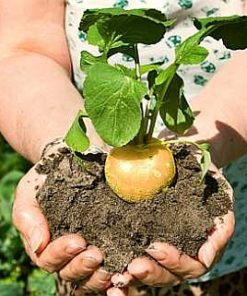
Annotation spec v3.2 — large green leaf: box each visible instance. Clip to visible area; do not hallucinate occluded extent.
[194,15,247,50]
[79,8,125,32]
[101,15,166,45]
[80,8,170,55]
[84,64,146,146]
[64,110,90,153]
[159,74,194,134]
[80,8,171,32]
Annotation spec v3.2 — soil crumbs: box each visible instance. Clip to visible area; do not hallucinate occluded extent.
[36,145,232,273]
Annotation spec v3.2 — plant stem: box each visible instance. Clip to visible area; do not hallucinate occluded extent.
[147,75,172,140]
[134,44,141,81]
[146,63,179,140]
[139,104,150,143]
[134,43,147,144]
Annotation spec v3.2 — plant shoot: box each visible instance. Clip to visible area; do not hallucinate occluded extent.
[65,8,247,202]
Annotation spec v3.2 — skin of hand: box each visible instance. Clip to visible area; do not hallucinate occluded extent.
[12,142,112,293]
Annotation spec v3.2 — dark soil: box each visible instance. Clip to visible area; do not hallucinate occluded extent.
[36,145,232,273]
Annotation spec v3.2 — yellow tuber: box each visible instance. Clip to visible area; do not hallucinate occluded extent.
[105,139,175,202]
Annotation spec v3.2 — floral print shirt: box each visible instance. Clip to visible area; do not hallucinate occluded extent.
[65,0,247,281]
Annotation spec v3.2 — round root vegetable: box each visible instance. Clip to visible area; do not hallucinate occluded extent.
[105,139,175,202]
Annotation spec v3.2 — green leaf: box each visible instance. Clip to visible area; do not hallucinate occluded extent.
[199,144,211,181]
[80,51,106,72]
[115,64,136,78]
[79,8,125,32]
[114,64,161,80]
[80,8,169,55]
[64,110,90,153]
[159,74,194,134]
[180,45,208,64]
[139,64,161,75]
[194,15,247,50]
[84,64,146,147]
[199,143,211,151]
[155,63,178,86]
[80,8,170,31]
[175,29,208,64]
[176,40,209,64]
[103,15,166,45]
[107,45,135,59]
[176,15,247,65]
[86,24,107,50]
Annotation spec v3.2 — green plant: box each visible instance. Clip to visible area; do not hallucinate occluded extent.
[65,8,247,201]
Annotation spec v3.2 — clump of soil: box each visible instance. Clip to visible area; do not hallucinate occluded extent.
[36,145,232,273]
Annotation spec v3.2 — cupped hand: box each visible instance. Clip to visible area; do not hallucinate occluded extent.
[110,166,234,295]
[12,157,111,294]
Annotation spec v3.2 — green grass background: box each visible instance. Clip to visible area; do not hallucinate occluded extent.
[0,135,56,295]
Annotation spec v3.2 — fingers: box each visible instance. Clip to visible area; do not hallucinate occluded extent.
[128,257,180,287]
[146,243,206,279]
[22,234,85,273]
[75,269,112,294]
[107,287,128,296]
[13,166,50,253]
[111,272,134,287]
[36,235,87,272]
[59,246,104,281]
[198,211,235,268]
[14,161,111,296]
[146,211,234,279]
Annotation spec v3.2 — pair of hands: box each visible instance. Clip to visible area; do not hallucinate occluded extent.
[12,145,234,296]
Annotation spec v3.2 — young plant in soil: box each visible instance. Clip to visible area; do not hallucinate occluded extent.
[36,9,247,275]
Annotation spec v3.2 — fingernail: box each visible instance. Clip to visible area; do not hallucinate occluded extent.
[66,243,86,255]
[128,264,149,279]
[146,248,165,259]
[112,274,125,287]
[97,269,111,281]
[201,243,215,268]
[83,256,102,267]
[146,246,168,262]
[30,226,43,253]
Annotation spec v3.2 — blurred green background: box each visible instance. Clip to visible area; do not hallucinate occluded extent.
[0,135,56,296]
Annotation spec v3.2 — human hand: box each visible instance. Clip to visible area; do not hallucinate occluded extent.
[109,166,234,296]
[12,144,112,293]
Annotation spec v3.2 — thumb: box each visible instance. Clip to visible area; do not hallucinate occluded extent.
[12,165,50,254]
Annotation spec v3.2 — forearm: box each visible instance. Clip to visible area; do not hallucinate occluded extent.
[187,51,247,167]
[0,52,102,163]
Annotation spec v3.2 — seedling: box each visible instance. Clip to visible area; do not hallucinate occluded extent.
[65,8,247,202]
